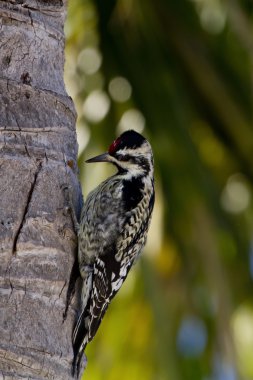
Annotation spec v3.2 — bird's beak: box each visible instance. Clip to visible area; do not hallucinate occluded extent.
[85,152,112,163]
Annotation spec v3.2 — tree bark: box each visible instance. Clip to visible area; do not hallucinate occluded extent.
[0,1,81,378]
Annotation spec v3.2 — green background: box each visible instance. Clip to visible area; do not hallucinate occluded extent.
[65,1,253,379]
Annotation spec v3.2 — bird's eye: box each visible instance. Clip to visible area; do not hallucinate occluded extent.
[116,154,130,161]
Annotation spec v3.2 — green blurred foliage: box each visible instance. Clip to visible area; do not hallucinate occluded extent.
[65,0,253,379]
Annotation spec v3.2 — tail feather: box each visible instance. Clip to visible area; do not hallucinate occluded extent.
[72,348,87,379]
[72,310,89,378]
[71,299,109,378]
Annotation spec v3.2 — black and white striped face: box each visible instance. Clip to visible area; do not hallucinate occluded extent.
[86,130,154,178]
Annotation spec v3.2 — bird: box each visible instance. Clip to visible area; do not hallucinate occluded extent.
[72,129,155,378]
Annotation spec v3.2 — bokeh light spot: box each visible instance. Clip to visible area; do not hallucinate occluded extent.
[177,316,207,357]
[191,0,226,34]
[108,77,132,103]
[117,109,145,134]
[232,305,253,377]
[83,90,110,123]
[77,47,102,75]
[221,173,251,214]
[200,3,226,34]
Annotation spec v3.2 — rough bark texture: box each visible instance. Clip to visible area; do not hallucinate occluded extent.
[0,1,81,378]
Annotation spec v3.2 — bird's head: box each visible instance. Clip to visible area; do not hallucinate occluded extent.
[86,130,154,178]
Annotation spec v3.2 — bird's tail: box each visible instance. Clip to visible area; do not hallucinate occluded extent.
[71,299,109,378]
[72,309,89,378]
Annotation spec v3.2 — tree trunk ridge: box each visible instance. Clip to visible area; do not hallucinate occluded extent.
[0,1,80,378]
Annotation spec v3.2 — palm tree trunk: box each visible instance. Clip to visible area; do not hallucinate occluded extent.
[0,1,81,378]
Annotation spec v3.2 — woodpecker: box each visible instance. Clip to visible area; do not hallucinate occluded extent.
[72,130,155,377]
